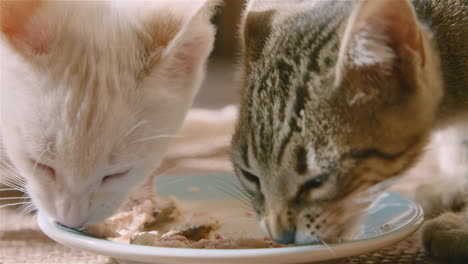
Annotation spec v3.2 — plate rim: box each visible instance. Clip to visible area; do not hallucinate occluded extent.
[37,190,424,263]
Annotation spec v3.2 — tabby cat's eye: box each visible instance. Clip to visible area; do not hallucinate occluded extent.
[240,169,260,187]
[297,174,329,201]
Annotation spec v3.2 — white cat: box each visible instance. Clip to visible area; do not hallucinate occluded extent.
[0,0,218,228]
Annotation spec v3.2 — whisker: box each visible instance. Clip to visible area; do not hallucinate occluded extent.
[155,165,181,178]
[215,177,252,198]
[120,120,148,144]
[213,184,253,209]
[221,189,253,207]
[153,166,200,189]
[45,142,57,158]
[320,239,337,257]
[0,187,26,193]
[0,202,33,209]
[213,178,253,200]
[0,165,24,179]
[156,176,188,188]
[1,175,26,185]
[19,203,37,215]
[0,176,26,187]
[0,197,30,200]
[0,181,26,192]
[2,187,26,193]
[213,182,251,201]
[225,182,252,199]
[0,162,27,192]
[131,134,183,144]
[0,188,20,192]
[218,190,252,208]
[151,166,185,189]
[220,197,252,211]
[32,148,49,175]
[21,207,37,215]
[0,161,19,173]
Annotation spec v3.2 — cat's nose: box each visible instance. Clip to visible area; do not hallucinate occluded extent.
[270,229,296,244]
[263,217,296,244]
[55,196,90,228]
[57,216,88,229]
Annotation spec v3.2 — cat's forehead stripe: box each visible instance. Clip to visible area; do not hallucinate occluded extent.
[295,146,308,174]
[240,1,350,169]
[274,26,342,165]
[241,143,250,168]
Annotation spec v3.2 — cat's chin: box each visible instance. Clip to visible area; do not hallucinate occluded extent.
[294,230,321,245]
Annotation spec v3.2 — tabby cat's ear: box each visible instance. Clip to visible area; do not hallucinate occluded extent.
[240,0,276,62]
[335,0,426,103]
[0,0,51,56]
[147,0,220,76]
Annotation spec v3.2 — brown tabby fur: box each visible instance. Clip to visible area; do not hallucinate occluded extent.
[232,0,467,260]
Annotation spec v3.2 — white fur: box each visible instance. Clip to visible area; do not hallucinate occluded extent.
[0,0,217,227]
[347,26,395,68]
[435,123,468,180]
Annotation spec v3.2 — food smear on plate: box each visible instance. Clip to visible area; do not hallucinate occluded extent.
[85,195,288,249]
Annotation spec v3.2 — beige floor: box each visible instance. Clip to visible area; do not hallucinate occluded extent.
[193,58,241,109]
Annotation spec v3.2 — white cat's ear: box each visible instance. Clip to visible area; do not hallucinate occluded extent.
[335,0,426,87]
[0,0,52,56]
[146,0,220,76]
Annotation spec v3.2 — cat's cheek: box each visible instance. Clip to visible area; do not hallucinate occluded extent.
[26,183,56,218]
[294,229,319,245]
[87,192,127,224]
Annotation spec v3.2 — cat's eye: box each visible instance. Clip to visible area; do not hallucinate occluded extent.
[297,174,329,201]
[31,160,56,181]
[239,169,260,188]
[101,170,130,185]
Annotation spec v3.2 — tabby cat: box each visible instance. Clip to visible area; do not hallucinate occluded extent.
[232,0,467,260]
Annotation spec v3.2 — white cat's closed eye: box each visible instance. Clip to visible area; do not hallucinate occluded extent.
[31,160,56,181]
[101,170,131,185]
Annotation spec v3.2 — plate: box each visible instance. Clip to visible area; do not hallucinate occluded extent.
[38,173,423,264]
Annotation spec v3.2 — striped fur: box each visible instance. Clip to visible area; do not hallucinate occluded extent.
[233,0,467,259]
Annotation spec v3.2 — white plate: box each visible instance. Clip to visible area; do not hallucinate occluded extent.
[38,173,423,264]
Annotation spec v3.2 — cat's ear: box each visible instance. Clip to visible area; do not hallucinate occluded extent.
[0,0,52,56]
[335,0,427,104]
[147,0,220,76]
[240,0,276,62]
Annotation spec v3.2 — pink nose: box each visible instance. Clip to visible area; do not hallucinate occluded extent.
[55,197,89,228]
[57,215,88,229]
[58,220,87,229]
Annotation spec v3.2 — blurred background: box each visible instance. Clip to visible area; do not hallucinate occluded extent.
[192,0,246,109]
